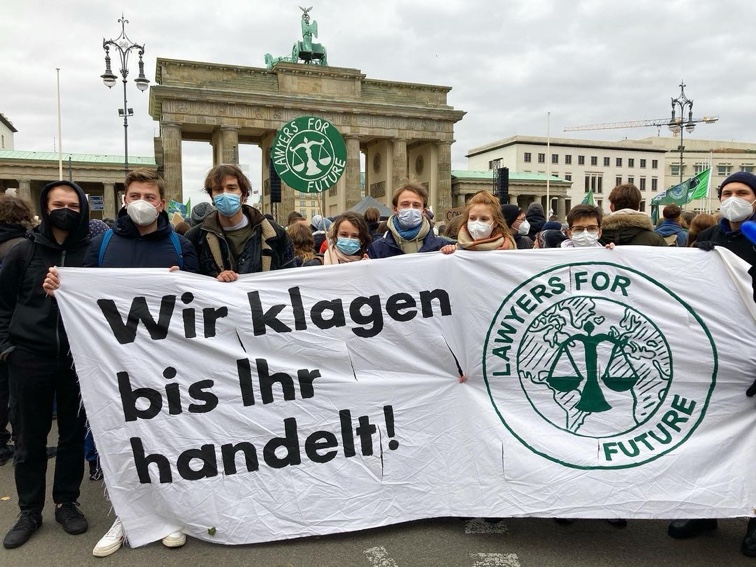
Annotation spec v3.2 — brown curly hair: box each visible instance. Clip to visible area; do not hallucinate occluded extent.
[0,194,36,229]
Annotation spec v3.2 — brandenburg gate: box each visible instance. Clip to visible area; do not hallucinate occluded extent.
[149,57,465,218]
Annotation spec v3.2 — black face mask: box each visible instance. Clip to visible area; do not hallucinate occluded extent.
[48,208,80,232]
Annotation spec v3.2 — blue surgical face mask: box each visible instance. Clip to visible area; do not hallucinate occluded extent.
[336,236,361,256]
[213,193,242,217]
[396,208,423,229]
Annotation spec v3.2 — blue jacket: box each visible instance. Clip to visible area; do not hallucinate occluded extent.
[367,229,449,258]
[654,220,687,247]
[84,210,199,272]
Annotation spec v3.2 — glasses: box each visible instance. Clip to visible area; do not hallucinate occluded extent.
[571,226,599,235]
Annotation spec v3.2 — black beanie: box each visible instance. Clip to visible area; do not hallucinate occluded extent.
[718,171,756,198]
[501,204,521,227]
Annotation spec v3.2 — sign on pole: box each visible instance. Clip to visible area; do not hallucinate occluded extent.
[270,116,347,193]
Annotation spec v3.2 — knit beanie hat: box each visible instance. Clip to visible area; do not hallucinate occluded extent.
[542,221,563,231]
[190,202,215,226]
[501,204,521,228]
[718,171,756,198]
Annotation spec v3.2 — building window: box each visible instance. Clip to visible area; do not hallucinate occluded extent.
[651,178,658,191]
[578,155,585,165]
[640,201,646,213]
[628,176,634,185]
[640,178,646,191]
[565,155,572,165]
[552,154,558,164]
[742,165,754,173]
[671,165,681,177]
[489,158,502,170]
[538,153,546,163]
[652,159,658,169]
[524,152,532,163]
[590,156,598,166]
[565,173,572,181]
[615,176,622,186]
[585,173,603,192]
[616,157,623,167]
[597,199,603,210]
[717,164,732,176]
[300,200,306,207]
[694,163,705,174]
[628,158,635,168]
[603,157,610,167]
[640,159,647,168]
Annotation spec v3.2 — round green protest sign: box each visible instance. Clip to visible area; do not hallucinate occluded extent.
[271,116,347,193]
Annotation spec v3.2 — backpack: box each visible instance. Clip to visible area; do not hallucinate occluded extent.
[98,229,184,269]
[663,234,678,247]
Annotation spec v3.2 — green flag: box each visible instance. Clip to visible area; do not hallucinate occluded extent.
[581,190,595,206]
[651,169,711,206]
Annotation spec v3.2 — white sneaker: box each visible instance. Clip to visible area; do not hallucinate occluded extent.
[93,518,124,557]
[161,530,186,548]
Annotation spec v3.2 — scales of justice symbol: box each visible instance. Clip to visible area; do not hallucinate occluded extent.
[289,136,332,176]
[543,321,642,414]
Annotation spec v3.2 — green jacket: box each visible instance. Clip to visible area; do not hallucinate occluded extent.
[600,209,667,247]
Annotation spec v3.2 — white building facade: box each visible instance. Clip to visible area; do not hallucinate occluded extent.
[0,114,16,151]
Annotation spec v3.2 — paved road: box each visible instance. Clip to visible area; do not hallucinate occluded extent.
[0,440,753,566]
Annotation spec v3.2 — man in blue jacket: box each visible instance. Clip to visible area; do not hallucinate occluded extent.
[44,169,197,556]
[654,204,687,246]
[368,183,448,258]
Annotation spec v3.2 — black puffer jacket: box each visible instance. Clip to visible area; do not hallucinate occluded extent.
[0,181,90,357]
[186,205,294,276]
[696,216,756,267]
[83,208,199,271]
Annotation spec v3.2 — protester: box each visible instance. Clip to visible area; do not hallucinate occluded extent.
[560,204,614,249]
[681,210,696,234]
[188,201,214,227]
[440,191,515,253]
[43,169,198,556]
[87,219,109,239]
[525,202,546,240]
[600,184,667,246]
[363,206,382,237]
[442,213,466,240]
[654,204,687,246]
[289,222,323,266]
[0,181,90,549]
[287,210,306,227]
[174,220,191,235]
[501,204,533,249]
[186,164,294,281]
[324,211,371,264]
[686,213,716,247]
[534,229,567,248]
[0,195,37,468]
[667,171,756,556]
[368,183,449,258]
[310,214,332,255]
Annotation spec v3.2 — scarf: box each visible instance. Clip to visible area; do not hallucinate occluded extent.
[324,245,363,265]
[388,215,431,254]
[456,226,508,251]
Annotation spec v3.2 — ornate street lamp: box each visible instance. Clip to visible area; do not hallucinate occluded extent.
[101,15,149,177]
[668,81,717,185]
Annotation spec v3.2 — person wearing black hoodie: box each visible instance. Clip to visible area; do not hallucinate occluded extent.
[0,181,90,549]
[525,202,546,241]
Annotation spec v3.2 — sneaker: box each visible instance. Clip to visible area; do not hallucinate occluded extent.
[0,444,14,467]
[3,511,42,549]
[161,531,186,548]
[93,518,124,557]
[55,502,88,535]
[89,459,103,481]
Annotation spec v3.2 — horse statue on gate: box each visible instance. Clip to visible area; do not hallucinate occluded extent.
[293,6,328,65]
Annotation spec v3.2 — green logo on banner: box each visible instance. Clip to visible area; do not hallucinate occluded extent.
[482,262,716,470]
[271,116,347,193]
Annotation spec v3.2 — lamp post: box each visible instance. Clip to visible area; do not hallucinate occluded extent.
[100,15,149,178]
[668,81,717,185]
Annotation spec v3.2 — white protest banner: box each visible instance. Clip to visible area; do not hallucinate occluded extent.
[55,247,756,546]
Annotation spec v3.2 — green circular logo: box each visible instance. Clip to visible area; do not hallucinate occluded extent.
[271,116,347,193]
[482,262,717,470]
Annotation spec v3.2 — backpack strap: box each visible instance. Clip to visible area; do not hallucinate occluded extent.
[169,231,184,270]
[98,229,115,266]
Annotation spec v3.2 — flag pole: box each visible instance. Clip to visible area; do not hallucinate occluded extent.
[546,111,551,217]
[56,68,63,181]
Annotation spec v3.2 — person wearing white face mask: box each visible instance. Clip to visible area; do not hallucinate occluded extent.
[501,205,534,249]
[560,205,615,249]
[440,191,515,254]
[667,171,756,557]
[368,183,450,258]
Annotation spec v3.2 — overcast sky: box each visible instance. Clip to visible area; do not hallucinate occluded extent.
[3,0,756,205]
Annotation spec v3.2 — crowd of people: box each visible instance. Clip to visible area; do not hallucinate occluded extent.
[1,164,755,556]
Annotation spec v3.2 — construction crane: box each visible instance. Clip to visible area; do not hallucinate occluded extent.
[564,116,719,133]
